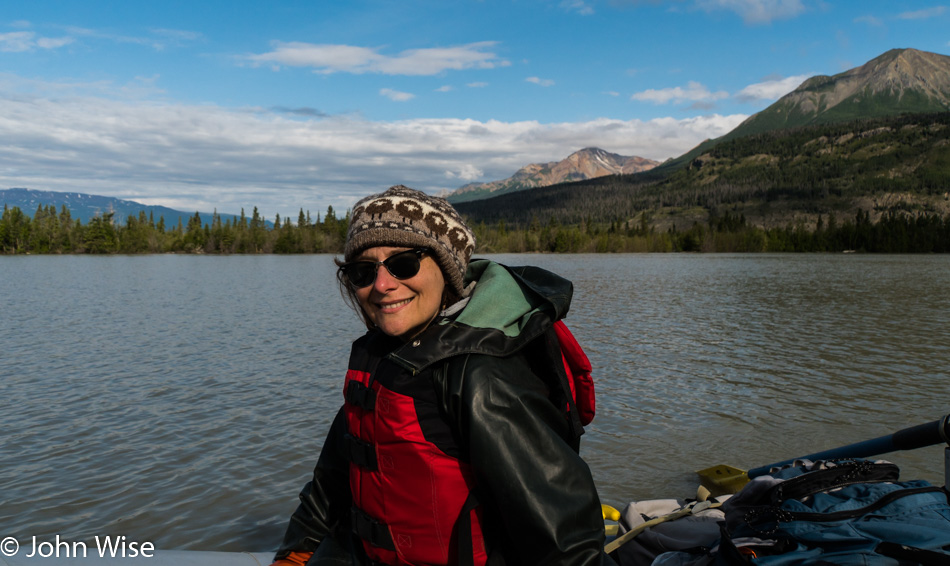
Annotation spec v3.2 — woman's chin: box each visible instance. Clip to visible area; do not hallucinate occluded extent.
[377,315,435,341]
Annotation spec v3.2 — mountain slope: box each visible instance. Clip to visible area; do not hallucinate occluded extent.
[447,147,659,203]
[727,48,950,140]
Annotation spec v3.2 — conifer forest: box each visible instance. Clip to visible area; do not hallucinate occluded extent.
[3,201,949,255]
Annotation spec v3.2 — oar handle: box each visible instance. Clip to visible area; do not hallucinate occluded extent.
[748,414,950,479]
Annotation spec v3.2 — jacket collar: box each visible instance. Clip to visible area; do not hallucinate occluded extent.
[386,259,573,374]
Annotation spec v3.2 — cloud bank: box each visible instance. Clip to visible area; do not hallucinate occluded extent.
[897,7,947,20]
[247,41,510,75]
[0,31,73,52]
[632,81,729,104]
[614,0,810,24]
[0,86,746,219]
[694,0,808,24]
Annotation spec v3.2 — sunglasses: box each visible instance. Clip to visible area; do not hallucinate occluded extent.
[339,248,430,288]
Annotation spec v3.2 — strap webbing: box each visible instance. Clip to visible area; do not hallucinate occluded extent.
[343,433,378,470]
[457,492,480,566]
[345,380,376,411]
[351,507,395,551]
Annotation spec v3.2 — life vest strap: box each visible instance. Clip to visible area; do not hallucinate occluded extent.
[351,506,396,551]
[344,433,378,470]
[345,380,377,411]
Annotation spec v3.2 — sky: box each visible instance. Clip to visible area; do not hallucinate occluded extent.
[2,0,949,220]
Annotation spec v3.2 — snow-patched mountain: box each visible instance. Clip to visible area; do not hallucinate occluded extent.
[447,148,659,203]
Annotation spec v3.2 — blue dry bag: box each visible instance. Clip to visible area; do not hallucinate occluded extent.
[714,458,950,565]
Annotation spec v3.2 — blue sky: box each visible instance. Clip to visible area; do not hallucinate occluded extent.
[2,0,949,220]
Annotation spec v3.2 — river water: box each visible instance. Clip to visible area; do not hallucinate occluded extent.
[1,254,948,553]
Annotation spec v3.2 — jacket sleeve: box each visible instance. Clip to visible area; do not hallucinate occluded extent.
[442,350,614,566]
[273,406,351,561]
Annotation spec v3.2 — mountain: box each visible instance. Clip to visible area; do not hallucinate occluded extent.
[0,188,260,228]
[454,110,950,231]
[728,48,950,140]
[446,147,659,203]
[649,48,950,178]
[452,49,950,206]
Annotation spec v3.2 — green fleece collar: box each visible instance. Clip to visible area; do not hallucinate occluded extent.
[388,259,572,373]
[452,259,543,338]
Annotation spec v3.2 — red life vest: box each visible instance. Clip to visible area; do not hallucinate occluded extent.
[343,363,488,566]
[342,322,594,565]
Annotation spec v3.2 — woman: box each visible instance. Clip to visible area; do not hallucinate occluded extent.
[272,185,611,565]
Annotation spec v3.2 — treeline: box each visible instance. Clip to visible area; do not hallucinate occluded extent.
[0,204,349,254]
[474,210,950,253]
[4,203,950,255]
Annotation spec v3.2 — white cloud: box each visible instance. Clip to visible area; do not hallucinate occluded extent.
[0,79,747,218]
[35,36,74,49]
[898,6,947,19]
[0,31,34,52]
[467,82,489,88]
[436,85,454,92]
[151,28,204,42]
[526,76,556,87]
[247,41,509,76]
[854,14,884,27]
[0,31,73,52]
[561,0,595,15]
[445,164,484,181]
[693,0,808,24]
[148,28,205,50]
[632,81,729,104]
[735,74,811,101]
[380,88,415,101]
[61,25,200,51]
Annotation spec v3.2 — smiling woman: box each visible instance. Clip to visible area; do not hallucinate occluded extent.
[270,185,612,566]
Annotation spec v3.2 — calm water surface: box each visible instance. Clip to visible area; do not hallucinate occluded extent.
[1,254,948,552]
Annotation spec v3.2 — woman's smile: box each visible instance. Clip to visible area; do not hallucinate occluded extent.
[375,296,416,316]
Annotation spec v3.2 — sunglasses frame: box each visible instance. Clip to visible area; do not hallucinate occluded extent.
[339,248,430,288]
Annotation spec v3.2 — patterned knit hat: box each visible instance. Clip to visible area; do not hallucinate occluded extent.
[345,185,476,297]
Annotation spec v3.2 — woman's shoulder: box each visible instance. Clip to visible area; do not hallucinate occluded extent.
[441,336,552,397]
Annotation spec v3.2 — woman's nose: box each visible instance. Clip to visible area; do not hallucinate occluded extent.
[373,263,399,292]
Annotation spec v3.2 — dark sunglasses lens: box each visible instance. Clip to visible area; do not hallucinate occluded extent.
[385,252,422,279]
[344,263,377,287]
[342,250,424,288]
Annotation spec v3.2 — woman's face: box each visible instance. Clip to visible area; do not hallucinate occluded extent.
[354,246,446,340]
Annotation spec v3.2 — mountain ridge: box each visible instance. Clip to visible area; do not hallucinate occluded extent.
[0,188,266,228]
[447,147,659,203]
[588,48,950,184]
[726,48,950,140]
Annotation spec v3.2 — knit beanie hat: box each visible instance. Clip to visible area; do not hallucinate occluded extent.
[345,185,476,297]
